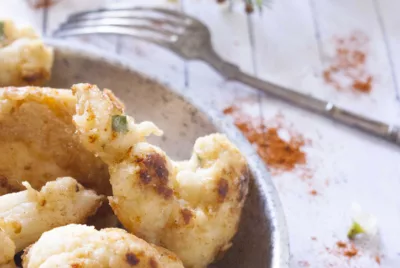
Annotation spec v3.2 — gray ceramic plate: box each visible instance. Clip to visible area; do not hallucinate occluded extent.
[45,39,290,268]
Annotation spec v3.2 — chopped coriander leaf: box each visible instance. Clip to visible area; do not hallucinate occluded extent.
[347,221,365,239]
[111,115,128,133]
[196,153,203,167]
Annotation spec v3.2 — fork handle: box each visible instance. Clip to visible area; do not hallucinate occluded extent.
[199,49,400,145]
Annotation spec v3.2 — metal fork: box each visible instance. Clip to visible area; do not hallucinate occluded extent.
[54,6,400,146]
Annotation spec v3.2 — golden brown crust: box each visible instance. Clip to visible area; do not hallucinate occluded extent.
[23,225,184,268]
[103,88,125,112]
[72,84,250,268]
[0,177,103,254]
[136,153,173,200]
[217,178,229,202]
[125,252,140,266]
[180,208,193,225]
[0,86,111,197]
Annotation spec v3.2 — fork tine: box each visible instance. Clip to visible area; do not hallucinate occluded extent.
[68,10,189,25]
[54,25,176,46]
[134,7,189,20]
[72,13,186,27]
[69,7,193,24]
[59,18,183,37]
[68,13,188,29]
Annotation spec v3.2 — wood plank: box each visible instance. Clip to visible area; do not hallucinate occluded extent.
[0,1,43,33]
[46,0,186,89]
[116,0,186,90]
[45,0,118,52]
[374,0,400,123]
[252,1,400,267]
[46,0,109,34]
[258,96,399,268]
[251,0,321,96]
[309,0,399,124]
[182,0,259,112]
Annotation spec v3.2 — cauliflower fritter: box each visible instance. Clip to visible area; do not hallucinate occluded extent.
[0,177,103,254]
[72,84,163,163]
[72,84,250,268]
[0,87,110,196]
[0,20,53,86]
[22,224,184,268]
[0,229,16,267]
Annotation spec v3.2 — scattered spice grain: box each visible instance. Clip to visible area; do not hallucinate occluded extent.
[332,241,359,259]
[344,245,359,258]
[336,241,347,248]
[375,255,381,265]
[298,260,310,267]
[310,189,318,196]
[224,106,307,172]
[222,105,238,115]
[323,31,373,94]
[27,0,59,9]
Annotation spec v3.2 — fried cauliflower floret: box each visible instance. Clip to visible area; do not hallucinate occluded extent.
[0,177,103,254]
[22,224,184,268]
[73,83,163,163]
[0,20,53,86]
[72,84,250,268]
[0,87,110,197]
[0,229,16,267]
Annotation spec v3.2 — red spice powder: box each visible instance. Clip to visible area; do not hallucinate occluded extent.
[375,255,381,264]
[352,76,373,92]
[310,189,318,196]
[298,260,310,267]
[298,167,315,181]
[224,106,307,172]
[27,0,60,9]
[344,245,358,258]
[222,106,238,115]
[323,31,373,93]
[331,241,359,259]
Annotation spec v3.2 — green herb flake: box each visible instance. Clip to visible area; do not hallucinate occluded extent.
[347,221,365,240]
[196,153,203,167]
[256,0,264,8]
[111,115,128,133]
[0,21,5,39]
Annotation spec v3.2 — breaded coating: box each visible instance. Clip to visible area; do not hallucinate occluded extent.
[0,20,53,86]
[72,84,163,163]
[0,229,16,267]
[0,87,110,196]
[22,224,184,268]
[0,177,103,254]
[72,84,250,268]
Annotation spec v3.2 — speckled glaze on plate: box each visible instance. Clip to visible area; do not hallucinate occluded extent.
[45,39,290,268]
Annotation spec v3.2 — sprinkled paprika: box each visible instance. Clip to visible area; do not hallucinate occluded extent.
[323,31,373,94]
[223,106,306,173]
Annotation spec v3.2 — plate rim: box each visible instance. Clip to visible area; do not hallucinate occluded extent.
[45,38,290,268]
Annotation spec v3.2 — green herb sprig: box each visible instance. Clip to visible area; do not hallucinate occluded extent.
[112,115,128,133]
[347,221,366,240]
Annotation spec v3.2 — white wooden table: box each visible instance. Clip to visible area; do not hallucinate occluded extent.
[2,0,400,267]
